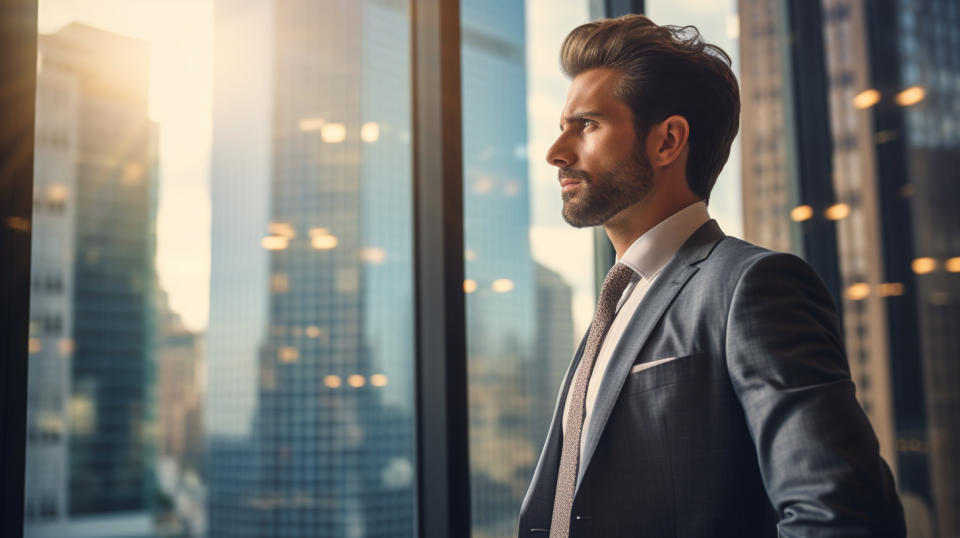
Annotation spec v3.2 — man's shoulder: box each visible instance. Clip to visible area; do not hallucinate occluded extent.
[699,235,818,286]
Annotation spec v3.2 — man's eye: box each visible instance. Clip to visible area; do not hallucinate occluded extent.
[583,120,597,129]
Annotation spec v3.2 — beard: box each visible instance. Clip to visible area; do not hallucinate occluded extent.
[560,150,654,228]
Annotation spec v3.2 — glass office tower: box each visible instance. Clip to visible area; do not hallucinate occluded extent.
[25,22,157,538]
[206,0,415,536]
[740,1,960,536]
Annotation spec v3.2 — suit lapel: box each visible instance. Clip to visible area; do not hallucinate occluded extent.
[575,220,725,490]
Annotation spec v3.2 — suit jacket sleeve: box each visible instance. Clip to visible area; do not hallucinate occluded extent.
[724,252,905,537]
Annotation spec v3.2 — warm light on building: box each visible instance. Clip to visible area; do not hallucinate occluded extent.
[261,235,289,250]
[360,246,386,264]
[299,117,326,131]
[58,337,75,356]
[370,374,388,387]
[306,325,322,338]
[324,375,342,388]
[790,205,814,222]
[360,122,380,142]
[269,222,296,239]
[278,346,299,363]
[878,282,905,297]
[846,282,870,301]
[465,249,477,261]
[945,257,960,273]
[28,338,42,354]
[463,279,478,293]
[123,162,144,185]
[824,203,851,221]
[852,89,881,109]
[473,177,493,194]
[46,184,68,203]
[912,257,937,274]
[491,278,514,293]
[347,374,365,388]
[311,234,338,250]
[895,86,925,106]
[270,273,290,293]
[320,122,346,143]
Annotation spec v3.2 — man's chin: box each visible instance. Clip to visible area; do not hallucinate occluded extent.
[561,204,605,228]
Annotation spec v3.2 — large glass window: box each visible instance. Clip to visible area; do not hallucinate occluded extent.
[459,1,594,536]
[25,1,416,536]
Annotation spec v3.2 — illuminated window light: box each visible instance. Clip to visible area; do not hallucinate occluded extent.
[299,117,325,132]
[878,283,905,297]
[123,163,144,185]
[360,122,380,143]
[945,257,960,273]
[269,222,296,239]
[29,338,42,354]
[347,374,365,388]
[846,282,870,301]
[270,273,290,293]
[895,86,925,107]
[278,346,299,363]
[503,181,520,196]
[912,257,937,275]
[852,89,880,110]
[324,375,342,388]
[261,235,289,250]
[58,338,75,355]
[463,279,478,293]
[306,325,322,338]
[311,234,338,250]
[491,278,515,293]
[790,205,813,222]
[473,177,493,194]
[370,374,388,387]
[824,203,851,221]
[47,184,68,203]
[465,249,478,261]
[321,123,346,143]
[360,247,386,264]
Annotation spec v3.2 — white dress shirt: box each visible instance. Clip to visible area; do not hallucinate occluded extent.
[561,201,711,471]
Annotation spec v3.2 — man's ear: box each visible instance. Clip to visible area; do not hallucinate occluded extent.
[648,115,689,168]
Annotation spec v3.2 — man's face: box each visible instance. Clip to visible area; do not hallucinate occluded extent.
[547,68,653,228]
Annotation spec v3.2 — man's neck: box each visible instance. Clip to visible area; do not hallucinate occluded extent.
[603,193,703,259]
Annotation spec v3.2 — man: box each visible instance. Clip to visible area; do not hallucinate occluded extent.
[519,14,905,538]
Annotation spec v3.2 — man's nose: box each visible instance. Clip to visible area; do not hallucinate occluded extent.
[546,136,574,168]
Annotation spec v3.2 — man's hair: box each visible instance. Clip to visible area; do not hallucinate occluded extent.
[560,14,740,201]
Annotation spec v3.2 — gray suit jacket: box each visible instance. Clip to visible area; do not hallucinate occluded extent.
[519,220,905,537]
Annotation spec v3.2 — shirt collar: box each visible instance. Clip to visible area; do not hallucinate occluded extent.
[617,201,711,280]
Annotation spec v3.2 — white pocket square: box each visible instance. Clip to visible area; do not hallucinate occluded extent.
[630,356,678,374]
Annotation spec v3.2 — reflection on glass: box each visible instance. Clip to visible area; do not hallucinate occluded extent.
[461,0,593,536]
[26,0,416,537]
[738,0,960,536]
[206,1,415,537]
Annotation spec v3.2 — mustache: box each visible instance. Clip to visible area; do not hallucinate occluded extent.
[558,169,590,182]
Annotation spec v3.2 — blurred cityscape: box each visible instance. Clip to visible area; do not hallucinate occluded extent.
[21,1,959,537]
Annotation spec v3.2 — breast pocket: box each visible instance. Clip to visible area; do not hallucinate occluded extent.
[623,352,708,396]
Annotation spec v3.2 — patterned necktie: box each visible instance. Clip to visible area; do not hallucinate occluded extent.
[550,261,635,537]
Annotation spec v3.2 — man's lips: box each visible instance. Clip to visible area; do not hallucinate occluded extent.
[560,178,581,187]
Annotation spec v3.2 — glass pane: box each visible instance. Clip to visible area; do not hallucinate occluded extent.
[644,0,743,238]
[460,1,594,536]
[26,1,416,536]
[738,1,960,536]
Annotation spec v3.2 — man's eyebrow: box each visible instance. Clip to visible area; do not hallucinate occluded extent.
[560,111,605,129]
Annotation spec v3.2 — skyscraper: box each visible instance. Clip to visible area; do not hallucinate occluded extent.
[26,22,157,538]
[206,1,415,535]
[740,1,960,535]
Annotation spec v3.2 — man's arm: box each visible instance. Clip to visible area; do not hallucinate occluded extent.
[724,252,905,537]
